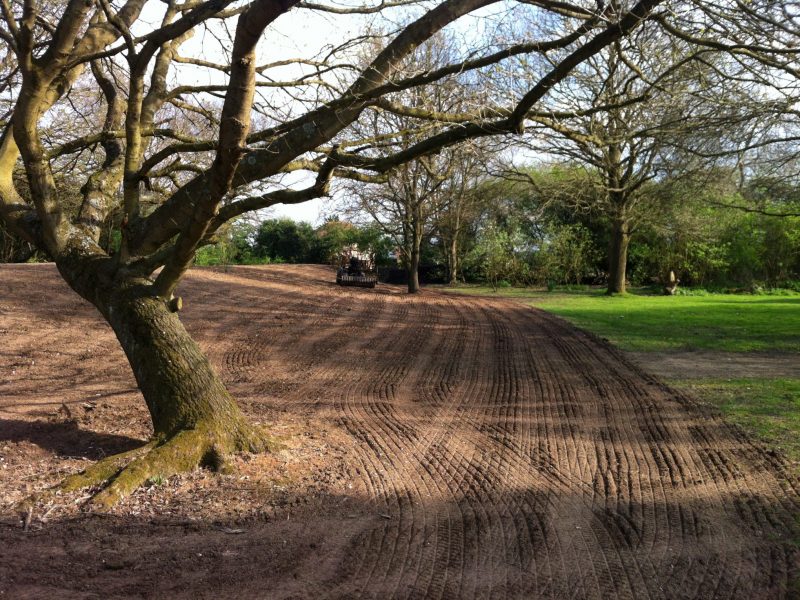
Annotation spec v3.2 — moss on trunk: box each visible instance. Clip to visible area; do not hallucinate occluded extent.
[103,283,253,438]
[26,261,275,510]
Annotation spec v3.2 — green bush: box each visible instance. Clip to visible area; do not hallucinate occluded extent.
[629,203,800,289]
[538,223,602,285]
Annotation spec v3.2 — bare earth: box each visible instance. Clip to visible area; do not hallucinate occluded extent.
[630,350,800,381]
[1,264,799,599]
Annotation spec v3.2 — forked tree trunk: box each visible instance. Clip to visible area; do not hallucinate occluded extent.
[607,217,630,295]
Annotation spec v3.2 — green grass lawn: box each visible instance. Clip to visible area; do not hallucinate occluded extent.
[444,284,800,465]
[446,285,800,352]
[679,378,800,466]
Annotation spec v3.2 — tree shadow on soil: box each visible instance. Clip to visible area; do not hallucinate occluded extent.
[0,418,144,460]
[0,488,798,600]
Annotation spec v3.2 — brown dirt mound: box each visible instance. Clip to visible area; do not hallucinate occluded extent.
[1,264,799,599]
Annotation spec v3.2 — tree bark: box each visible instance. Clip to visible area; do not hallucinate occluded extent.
[447,235,459,285]
[67,269,261,443]
[445,206,461,285]
[607,217,630,294]
[47,254,267,507]
[408,206,422,293]
[408,241,421,293]
[103,285,251,438]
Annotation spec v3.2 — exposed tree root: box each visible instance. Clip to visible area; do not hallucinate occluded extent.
[19,420,278,514]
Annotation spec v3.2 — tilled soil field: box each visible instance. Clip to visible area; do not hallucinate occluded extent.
[1,264,799,599]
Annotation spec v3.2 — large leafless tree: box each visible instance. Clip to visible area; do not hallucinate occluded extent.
[0,0,665,506]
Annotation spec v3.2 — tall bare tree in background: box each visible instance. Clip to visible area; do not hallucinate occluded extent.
[341,34,492,292]
[344,136,488,291]
[0,0,669,505]
[432,145,489,285]
[655,0,800,217]
[348,150,450,293]
[497,10,762,293]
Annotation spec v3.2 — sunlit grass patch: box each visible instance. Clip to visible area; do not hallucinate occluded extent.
[675,378,800,467]
[445,285,800,352]
[444,284,800,472]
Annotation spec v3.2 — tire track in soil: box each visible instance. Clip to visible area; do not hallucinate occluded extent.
[394,295,512,600]
[364,294,543,598]
[189,268,352,386]
[267,277,800,600]
[441,300,553,599]
[335,294,440,596]
[457,299,620,600]
[519,307,673,598]
[508,303,799,599]
[194,272,800,599]
[255,288,419,593]
[267,287,390,414]
[524,306,735,598]
[525,307,674,599]
[329,293,585,598]
[6,265,798,600]
[179,269,310,385]
[204,273,348,386]
[318,293,482,598]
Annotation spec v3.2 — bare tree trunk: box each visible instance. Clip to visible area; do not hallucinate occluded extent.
[448,235,459,285]
[104,286,251,438]
[607,217,630,294]
[408,206,422,293]
[408,241,421,293]
[51,255,267,507]
[447,207,462,285]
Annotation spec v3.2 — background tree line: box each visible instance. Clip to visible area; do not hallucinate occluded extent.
[195,160,800,293]
[194,217,393,267]
[461,166,800,291]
